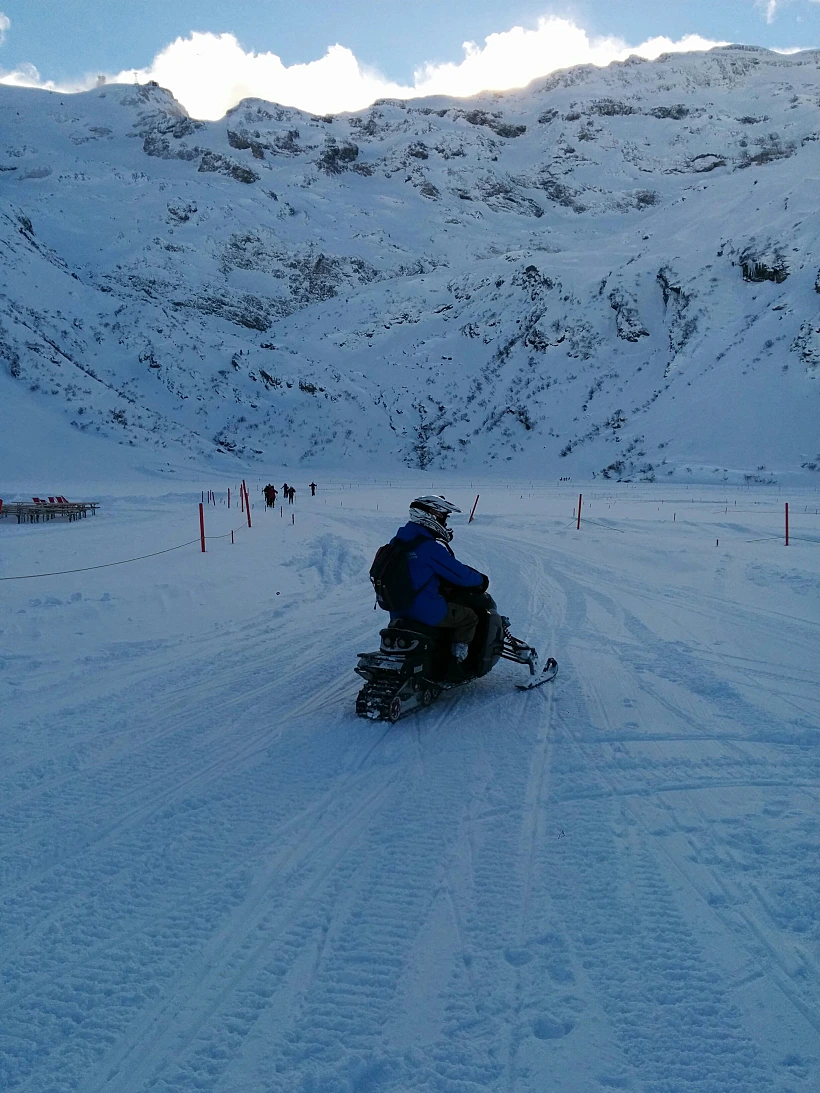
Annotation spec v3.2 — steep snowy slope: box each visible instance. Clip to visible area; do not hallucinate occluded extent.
[1,45,819,480]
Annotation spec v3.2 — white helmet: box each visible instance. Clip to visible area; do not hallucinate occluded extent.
[408,494,461,542]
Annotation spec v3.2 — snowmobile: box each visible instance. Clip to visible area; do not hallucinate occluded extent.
[355,589,557,722]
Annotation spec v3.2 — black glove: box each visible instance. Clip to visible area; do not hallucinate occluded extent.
[478,573,490,593]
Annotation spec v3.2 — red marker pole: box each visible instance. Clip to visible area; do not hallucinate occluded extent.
[785,502,789,546]
[468,494,480,523]
[227,487,231,509]
[199,503,206,552]
[245,485,252,528]
[576,493,583,530]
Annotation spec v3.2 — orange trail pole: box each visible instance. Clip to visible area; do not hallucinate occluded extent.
[468,494,480,523]
[199,503,206,552]
[785,502,789,546]
[576,493,583,530]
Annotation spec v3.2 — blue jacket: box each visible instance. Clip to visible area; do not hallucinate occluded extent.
[389,522,485,625]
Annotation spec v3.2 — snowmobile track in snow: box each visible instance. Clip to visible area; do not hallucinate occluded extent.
[3,487,819,1093]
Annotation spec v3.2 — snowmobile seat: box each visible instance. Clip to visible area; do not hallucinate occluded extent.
[387,617,439,638]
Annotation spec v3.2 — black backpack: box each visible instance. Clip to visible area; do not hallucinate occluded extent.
[370,536,423,612]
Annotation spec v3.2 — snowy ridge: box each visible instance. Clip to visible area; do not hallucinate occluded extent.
[1,45,820,480]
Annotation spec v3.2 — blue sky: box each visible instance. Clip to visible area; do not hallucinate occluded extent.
[1,1,818,116]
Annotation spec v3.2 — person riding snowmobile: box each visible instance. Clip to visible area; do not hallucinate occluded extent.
[389,495,488,662]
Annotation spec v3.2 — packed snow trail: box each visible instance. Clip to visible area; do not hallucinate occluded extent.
[1,483,818,1092]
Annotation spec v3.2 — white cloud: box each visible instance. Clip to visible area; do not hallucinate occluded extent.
[410,19,723,99]
[0,61,55,88]
[0,12,11,44]
[0,16,729,119]
[112,32,406,118]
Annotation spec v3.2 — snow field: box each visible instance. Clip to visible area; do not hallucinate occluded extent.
[1,479,819,1092]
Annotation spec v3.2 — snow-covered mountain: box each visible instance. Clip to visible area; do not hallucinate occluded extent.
[2,44,819,482]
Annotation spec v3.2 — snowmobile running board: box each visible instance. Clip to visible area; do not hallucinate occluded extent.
[516,657,558,690]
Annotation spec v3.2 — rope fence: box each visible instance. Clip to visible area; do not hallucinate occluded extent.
[1,479,312,582]
[0,485,258,582]
[564,494,819,548]
[0,523,254,582]
[2,483,818,583]
[0,538,204,582]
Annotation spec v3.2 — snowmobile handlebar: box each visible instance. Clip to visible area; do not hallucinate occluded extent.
[439,583,496,612]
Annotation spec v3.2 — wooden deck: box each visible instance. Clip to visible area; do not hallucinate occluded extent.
[0,501,100,524]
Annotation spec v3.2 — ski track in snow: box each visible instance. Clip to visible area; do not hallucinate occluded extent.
[1,484,819,1092]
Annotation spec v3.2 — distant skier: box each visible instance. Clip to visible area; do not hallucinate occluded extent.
[309,481,317,496]
[385,495,487,663]
[288,486,295,504]
[263,484,277,507]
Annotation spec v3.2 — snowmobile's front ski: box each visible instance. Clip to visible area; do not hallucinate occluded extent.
[516,657,558,690]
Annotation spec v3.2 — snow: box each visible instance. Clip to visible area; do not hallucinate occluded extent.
[2,41,820,1093]
[2,477,819,1092]
[2,46,820,478]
